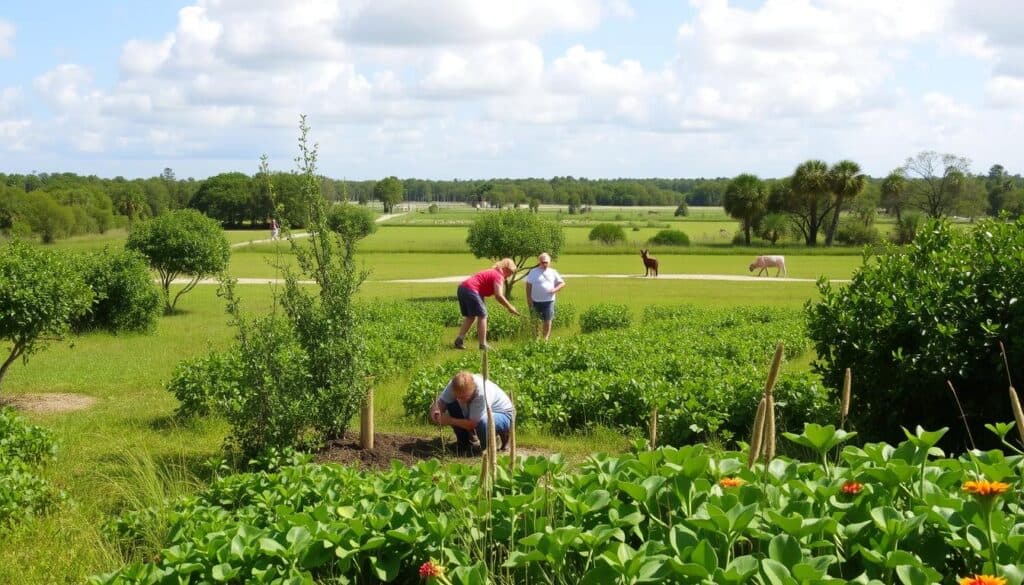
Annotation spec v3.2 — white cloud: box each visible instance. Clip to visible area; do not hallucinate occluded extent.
[0,20,14,58]
[421,41,544,96]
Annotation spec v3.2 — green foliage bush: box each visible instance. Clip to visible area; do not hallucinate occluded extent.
[893,212,922,244]
[588,223,626,245]
[579,302,631,333]
[167,349,243,418]
[674,202,688,216]
[72,248,161,333]
[427,203,439,214]
[0,240,93,389]
[808,218,1024,446]
[834,218,880,245]
[647,229,690,246]
[94,428,1018,584]
[326,203,377,241]
[0,407,60,528]
[406,304,822,445]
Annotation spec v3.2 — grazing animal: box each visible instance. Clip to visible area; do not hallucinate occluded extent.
[641,249,659,277]
[749,255,787,277]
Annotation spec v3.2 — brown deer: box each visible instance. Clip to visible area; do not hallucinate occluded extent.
[640,249,659,277]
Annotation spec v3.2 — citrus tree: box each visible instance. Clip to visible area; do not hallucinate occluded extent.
[126,209,230,314]
[466,210,564,298]
[0,240,92,391]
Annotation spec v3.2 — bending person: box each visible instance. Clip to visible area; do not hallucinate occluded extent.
[429,371,515,452]
[454,258,520,350]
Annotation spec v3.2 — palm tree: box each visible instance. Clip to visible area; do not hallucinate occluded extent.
[790,160,832,245]
[723,173,767,245]
[880,169,909,223]
[825,160,866,246]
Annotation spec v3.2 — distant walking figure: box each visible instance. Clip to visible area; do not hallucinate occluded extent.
[269,217,280,241]
[641,249,659,277]
[749,255,787,277]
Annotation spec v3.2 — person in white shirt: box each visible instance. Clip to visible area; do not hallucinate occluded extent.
[524,252,567,341]
[430,371,515,452]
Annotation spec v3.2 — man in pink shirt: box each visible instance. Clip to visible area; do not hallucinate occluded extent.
[454,258,521,350]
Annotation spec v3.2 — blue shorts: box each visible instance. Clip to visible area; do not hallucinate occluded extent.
[531,301,555,321]
[457,286,487,317]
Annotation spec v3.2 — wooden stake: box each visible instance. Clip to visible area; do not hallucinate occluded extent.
[649,408,658,449]
[360,388,374,450]
[509,387,517,474]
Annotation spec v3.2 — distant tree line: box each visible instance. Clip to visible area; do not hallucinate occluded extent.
[3,156,1022,244]
[721,152,1024,247]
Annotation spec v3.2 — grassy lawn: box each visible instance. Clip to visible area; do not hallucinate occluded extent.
[0,213,865,583]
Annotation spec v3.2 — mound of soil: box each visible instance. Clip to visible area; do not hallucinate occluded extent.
[1,392,96,414]
[317,432,475,471]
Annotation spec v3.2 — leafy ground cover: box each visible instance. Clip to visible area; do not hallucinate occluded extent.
[0,408,60,528]
[92,425,1024,584]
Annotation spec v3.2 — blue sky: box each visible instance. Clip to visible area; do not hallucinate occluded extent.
[1,0,1022,180]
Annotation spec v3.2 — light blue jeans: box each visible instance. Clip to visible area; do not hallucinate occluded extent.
[446,402,511,449]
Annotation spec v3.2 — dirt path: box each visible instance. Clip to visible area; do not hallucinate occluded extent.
[174,273,847,285]
[230,211,408,248]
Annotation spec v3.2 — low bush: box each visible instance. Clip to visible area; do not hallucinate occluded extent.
[674,202,688,216]
[326,204,377,241]
[647,229,690,246]
[579,302,631,333]
[588,223,626,245]
[893,212,922,244]
[0,408,60,528]
[73,248,161,333]
[835,218,880,245]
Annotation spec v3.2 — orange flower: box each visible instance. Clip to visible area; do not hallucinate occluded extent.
[719,477,745,488]
[962,480,1011,497]
[959,575,1007,585]
[841,480,863,495]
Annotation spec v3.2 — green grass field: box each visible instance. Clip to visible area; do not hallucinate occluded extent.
[0,208,872,583]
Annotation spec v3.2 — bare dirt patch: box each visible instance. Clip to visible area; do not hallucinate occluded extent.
[2,392,96,414]
[316,431,548,472]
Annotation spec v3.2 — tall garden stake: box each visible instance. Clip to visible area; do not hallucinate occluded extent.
[649,408,658,449]
[508,385,517,475]
[1000,342,1024,448]
[839,368,851,430]
[762,342,784,464]
[360,387,374,450]
[479,349,497,488]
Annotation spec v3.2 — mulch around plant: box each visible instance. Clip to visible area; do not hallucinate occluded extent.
[316,432,548,472]
[1,392,96,414]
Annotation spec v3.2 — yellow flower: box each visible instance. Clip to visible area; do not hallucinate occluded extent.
[962,480,1010,497]
[959,575,1007,585]
[719,477,744,488]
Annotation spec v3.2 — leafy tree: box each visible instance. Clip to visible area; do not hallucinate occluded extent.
[723,173,767,245]
[189,172,253,226]
[986,164,1014,215]
[23,193,75,243]
[589,223,627,245]
[0,241,93,391]
[374,176,403,213]
[466,210,564,298]
[126,209,230,314]
[111,186,150,227]
[674,202,688,217]
[903,151,972,218]
[824,160,865,246]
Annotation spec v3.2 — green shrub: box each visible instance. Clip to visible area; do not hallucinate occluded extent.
[427,203,439,214]
[647,229,690,246]
[835,218,880,245]
[0,407,60,528]
[807,218,1024,446]
[588,223,626,245]
[73,248,161,333]
[579,303,631,333]
[326,203,377,241]
[674,202,688,217]
[167,349,243,418]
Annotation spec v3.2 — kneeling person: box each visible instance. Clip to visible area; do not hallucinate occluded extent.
[429,370,515,451]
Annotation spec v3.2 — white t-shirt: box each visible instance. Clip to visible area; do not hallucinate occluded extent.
[439,374,515,422]
[525,266,565,302]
